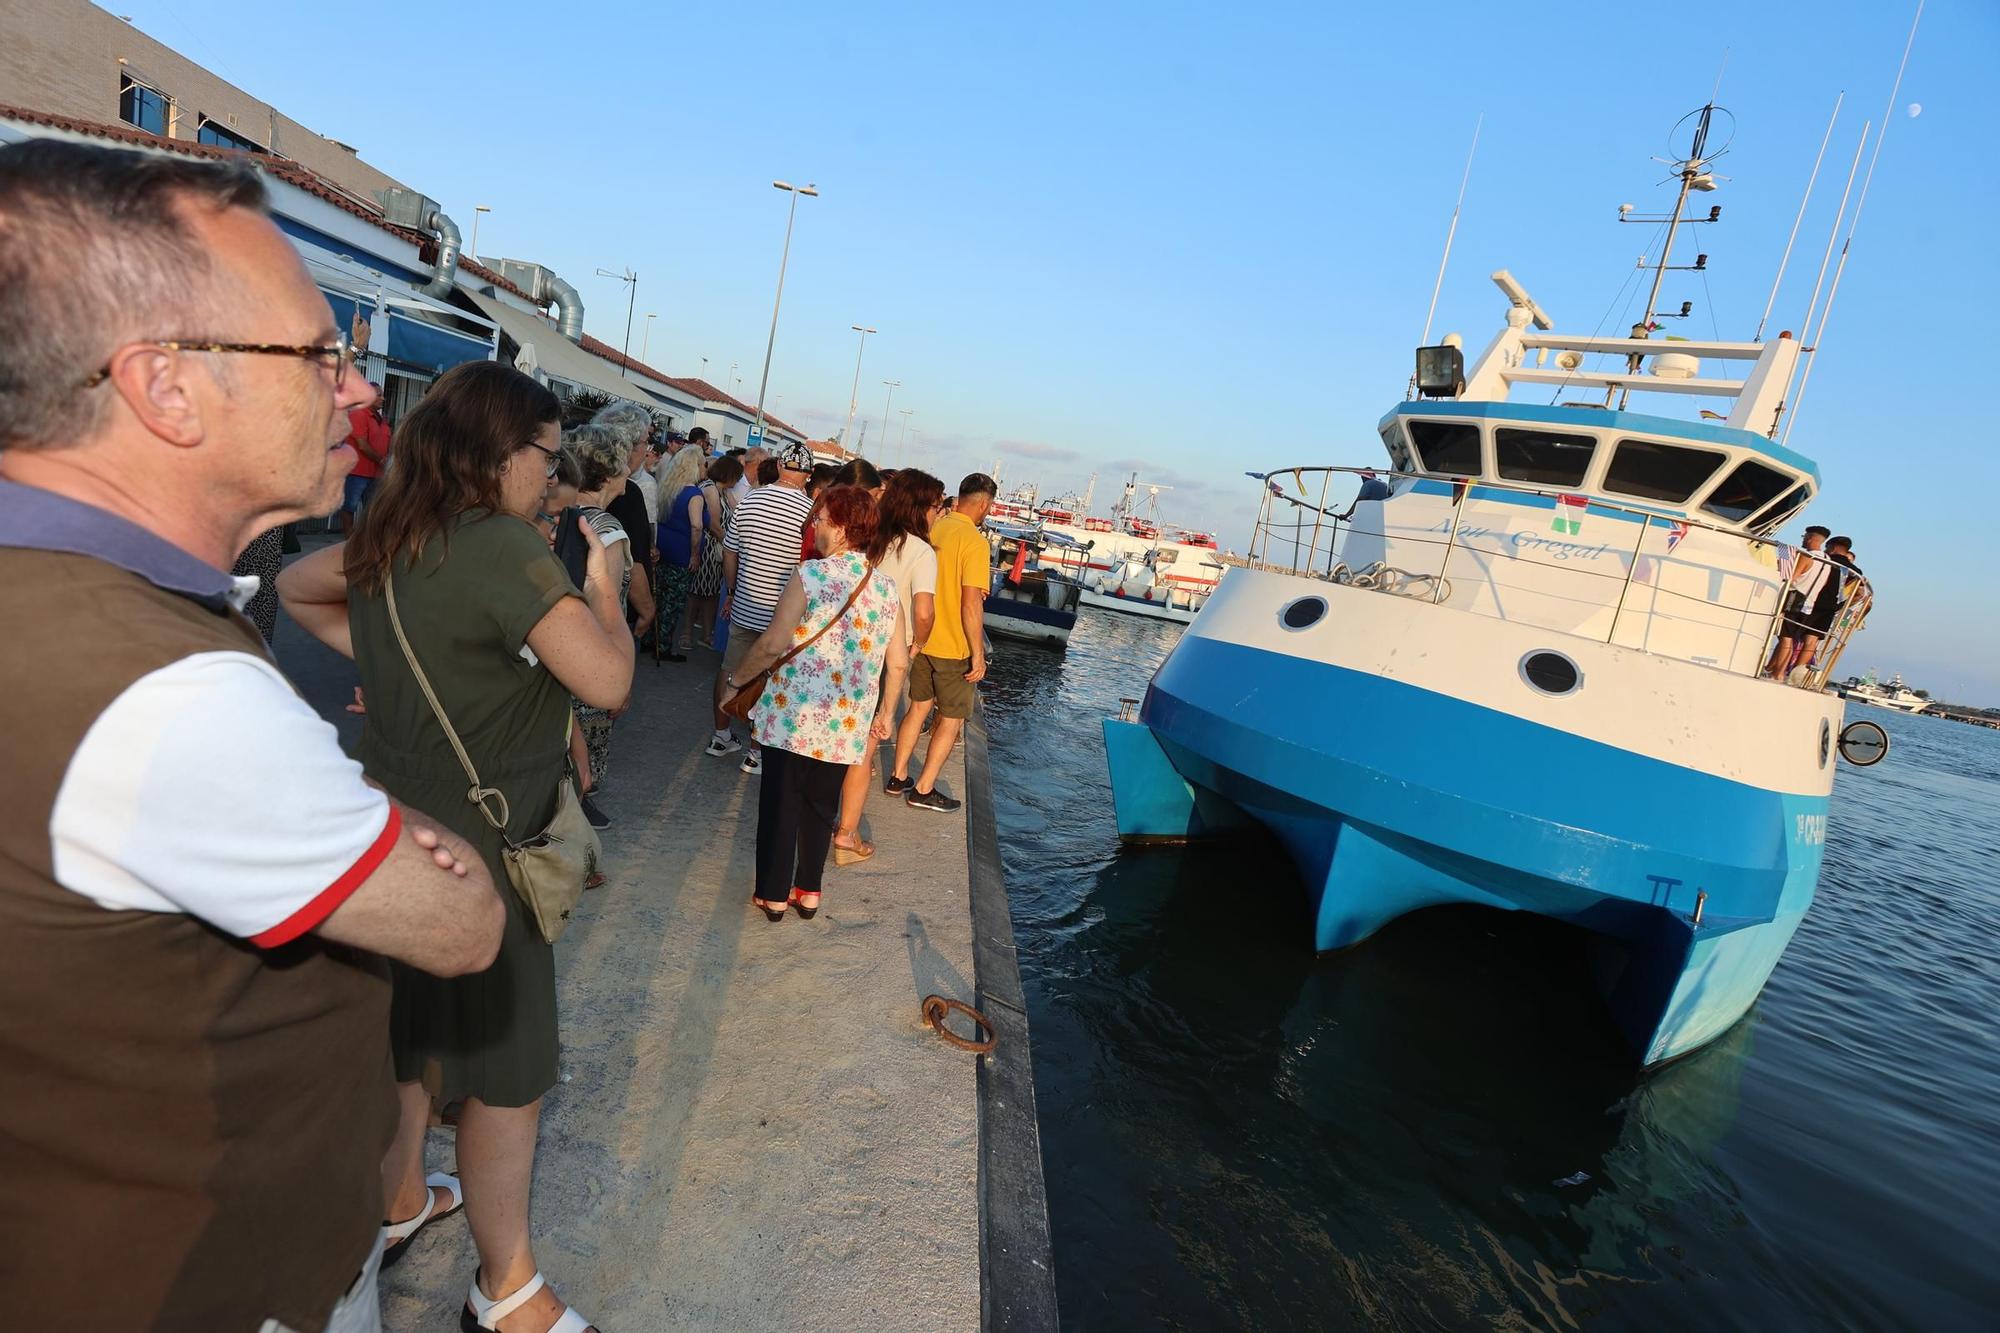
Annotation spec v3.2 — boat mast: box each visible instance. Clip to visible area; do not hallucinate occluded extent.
[1619,103,1719,409]
[1755,92,1843,343]
[1408,114,1484,399]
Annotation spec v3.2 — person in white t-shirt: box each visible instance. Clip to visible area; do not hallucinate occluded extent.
[832,467,943,861]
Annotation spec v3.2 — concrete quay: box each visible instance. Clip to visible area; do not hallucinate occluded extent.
[275,591,1056,1332]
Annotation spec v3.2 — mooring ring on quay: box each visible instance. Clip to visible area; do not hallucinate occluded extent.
[922,995,997,1054]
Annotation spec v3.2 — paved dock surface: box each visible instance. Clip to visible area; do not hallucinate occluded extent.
[278,605,984,1332]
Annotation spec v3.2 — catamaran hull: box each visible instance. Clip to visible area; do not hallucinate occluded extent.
[1103,568,1838,1066]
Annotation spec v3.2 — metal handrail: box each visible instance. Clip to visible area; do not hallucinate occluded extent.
[1243,464,1873,689]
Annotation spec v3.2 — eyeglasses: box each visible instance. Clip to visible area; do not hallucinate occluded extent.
[522,440,562,478]
[80,331,356,390]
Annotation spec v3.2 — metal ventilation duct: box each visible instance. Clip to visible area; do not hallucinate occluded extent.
[375,187,461,299]
[491,259,586,343]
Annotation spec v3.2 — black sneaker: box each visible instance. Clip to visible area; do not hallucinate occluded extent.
[905,787,961,814]
[580,792,612,830]
[883,774,913,796]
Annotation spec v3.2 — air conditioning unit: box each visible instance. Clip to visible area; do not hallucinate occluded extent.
[375,187,440,228]
[495,260,552,301]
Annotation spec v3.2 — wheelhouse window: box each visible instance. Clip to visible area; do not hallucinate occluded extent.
[196,118,265,153]
[1407,420,1481,477]
[1495,427,1595,488]
[118,75,168,135]
[1748,483,1814,534]
[1701,459,1796,524]
[1603,438,1727,503]
[1378,423,1413,473]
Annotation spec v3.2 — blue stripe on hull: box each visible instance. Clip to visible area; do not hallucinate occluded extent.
[1106,636,1826,1065]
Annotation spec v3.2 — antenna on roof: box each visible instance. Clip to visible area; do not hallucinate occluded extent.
[1783,0,1925,444]
[1614,101,1734,408]
[1407,113,1483,398]
[1755,92,1843,343]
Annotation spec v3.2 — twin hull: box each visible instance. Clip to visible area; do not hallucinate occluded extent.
[1103,566,1839,1065]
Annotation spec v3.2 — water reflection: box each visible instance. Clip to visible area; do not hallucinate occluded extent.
[985,613,1997,1330]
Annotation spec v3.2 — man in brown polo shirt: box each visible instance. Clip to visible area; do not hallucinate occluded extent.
[0,141,507,1331]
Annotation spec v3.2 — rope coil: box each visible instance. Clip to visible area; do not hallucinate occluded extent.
[922,995,997,1054]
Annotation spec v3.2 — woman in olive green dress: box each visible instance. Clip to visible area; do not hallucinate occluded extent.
[279,362,632,1333]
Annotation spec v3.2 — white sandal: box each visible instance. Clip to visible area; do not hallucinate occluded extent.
[379,1171,462,1270]
[461,1268,595,1332]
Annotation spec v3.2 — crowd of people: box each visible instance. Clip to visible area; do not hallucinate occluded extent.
[0,139,1000,1332]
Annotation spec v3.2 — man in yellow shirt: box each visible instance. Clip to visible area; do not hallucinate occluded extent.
[889,473,997,812]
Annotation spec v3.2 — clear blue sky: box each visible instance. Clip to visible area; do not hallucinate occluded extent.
[132,0,1997,700]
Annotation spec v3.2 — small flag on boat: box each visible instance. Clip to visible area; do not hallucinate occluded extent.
[1665,520,1690,552]
[1552,494,1588,537]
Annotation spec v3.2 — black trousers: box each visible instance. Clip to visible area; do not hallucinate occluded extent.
[755,746,846,901]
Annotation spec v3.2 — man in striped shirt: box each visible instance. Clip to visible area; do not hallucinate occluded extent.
[709,441,817,773]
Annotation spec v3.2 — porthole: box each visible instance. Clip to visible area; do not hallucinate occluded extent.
[1520,650,1581,696]
[1280,596,1328,631]
[1818,719,1832,769]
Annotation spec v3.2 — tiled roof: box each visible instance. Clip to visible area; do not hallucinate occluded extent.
[587,359,804,439]
[0,102,535,303]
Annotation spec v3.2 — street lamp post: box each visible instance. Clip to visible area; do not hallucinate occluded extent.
[842,324,876,445]
[896,407,914,464]
[596,267,638,376]
[752,180,818,448]
[871,380,900,458]
[469,204,491,261]
[640,312,657,364]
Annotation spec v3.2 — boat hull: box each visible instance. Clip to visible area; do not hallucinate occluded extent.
[1076,586,1201,624]
[1103,568,1839,1066]
[986,596,1075,646]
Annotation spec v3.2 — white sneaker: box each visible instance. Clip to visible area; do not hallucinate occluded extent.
[705,733,742,757]
[740,750,762,776]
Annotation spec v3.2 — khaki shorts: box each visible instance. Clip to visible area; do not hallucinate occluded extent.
[721,625,759,678]
[909,653,974,719]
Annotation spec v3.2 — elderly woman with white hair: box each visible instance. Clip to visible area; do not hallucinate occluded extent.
[588,401,659,644]
[567,424,650,800]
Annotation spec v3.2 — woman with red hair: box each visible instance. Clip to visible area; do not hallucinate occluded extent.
[726,485,908,920]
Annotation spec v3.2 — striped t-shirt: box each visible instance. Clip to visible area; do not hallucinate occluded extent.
[725,483,816,632]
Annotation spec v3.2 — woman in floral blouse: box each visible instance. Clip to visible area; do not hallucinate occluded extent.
[727,485,908,920]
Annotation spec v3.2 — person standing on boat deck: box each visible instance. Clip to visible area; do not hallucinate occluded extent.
[728,485,906,919]
[888,472,996,813]
[709,441,817,772]
[835,468,943,862]
[281,360,632,1333]
[0,139,507,1333]
[1765,525,1831,680]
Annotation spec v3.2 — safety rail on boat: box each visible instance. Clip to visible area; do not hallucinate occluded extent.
[1240,465,1872,691]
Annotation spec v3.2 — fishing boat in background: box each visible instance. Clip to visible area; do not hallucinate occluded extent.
[1102,102,1894,1068]
[1845,671,1930,713]
[1066,546,1226,625]
[984,522,1083,648]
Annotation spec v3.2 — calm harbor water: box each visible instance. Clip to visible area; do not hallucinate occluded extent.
[981,614,1998,1331]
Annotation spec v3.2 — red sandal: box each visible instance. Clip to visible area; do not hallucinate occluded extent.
[789,887,821,920]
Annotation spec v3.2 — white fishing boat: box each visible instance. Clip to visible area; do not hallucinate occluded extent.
[1103,99,1901,1067]
[1846,671,1930,713]
[1064,547,1226,624]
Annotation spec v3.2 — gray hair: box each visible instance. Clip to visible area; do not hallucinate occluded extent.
[590,400,655,452]
[564,422,627,492]
[0,139,268,450]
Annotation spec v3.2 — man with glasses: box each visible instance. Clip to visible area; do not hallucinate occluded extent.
[0,139,506,1332]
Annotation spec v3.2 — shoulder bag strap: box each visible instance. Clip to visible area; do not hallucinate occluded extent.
[755,561,877,681]
[384,576,515,841]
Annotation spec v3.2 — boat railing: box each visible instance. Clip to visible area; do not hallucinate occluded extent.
[1241,465,1872,689]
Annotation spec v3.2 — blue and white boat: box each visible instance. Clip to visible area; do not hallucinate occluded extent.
[1104,106,1879,1067]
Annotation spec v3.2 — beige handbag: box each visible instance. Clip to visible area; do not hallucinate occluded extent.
[385,577,599,944]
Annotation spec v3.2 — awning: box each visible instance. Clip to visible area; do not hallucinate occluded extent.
[386,309,494,376]
[464,289,660,407]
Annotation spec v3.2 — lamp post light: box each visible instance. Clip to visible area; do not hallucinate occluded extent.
[640,312,657,364]
[751,180,819,448]
[896,407,914,464]
[469,204,491,262]
[871,380,900,457]
[596,266,638,376]
[842,324,876,444]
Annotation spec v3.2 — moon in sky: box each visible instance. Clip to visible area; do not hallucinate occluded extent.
[1908,102,1923,118]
